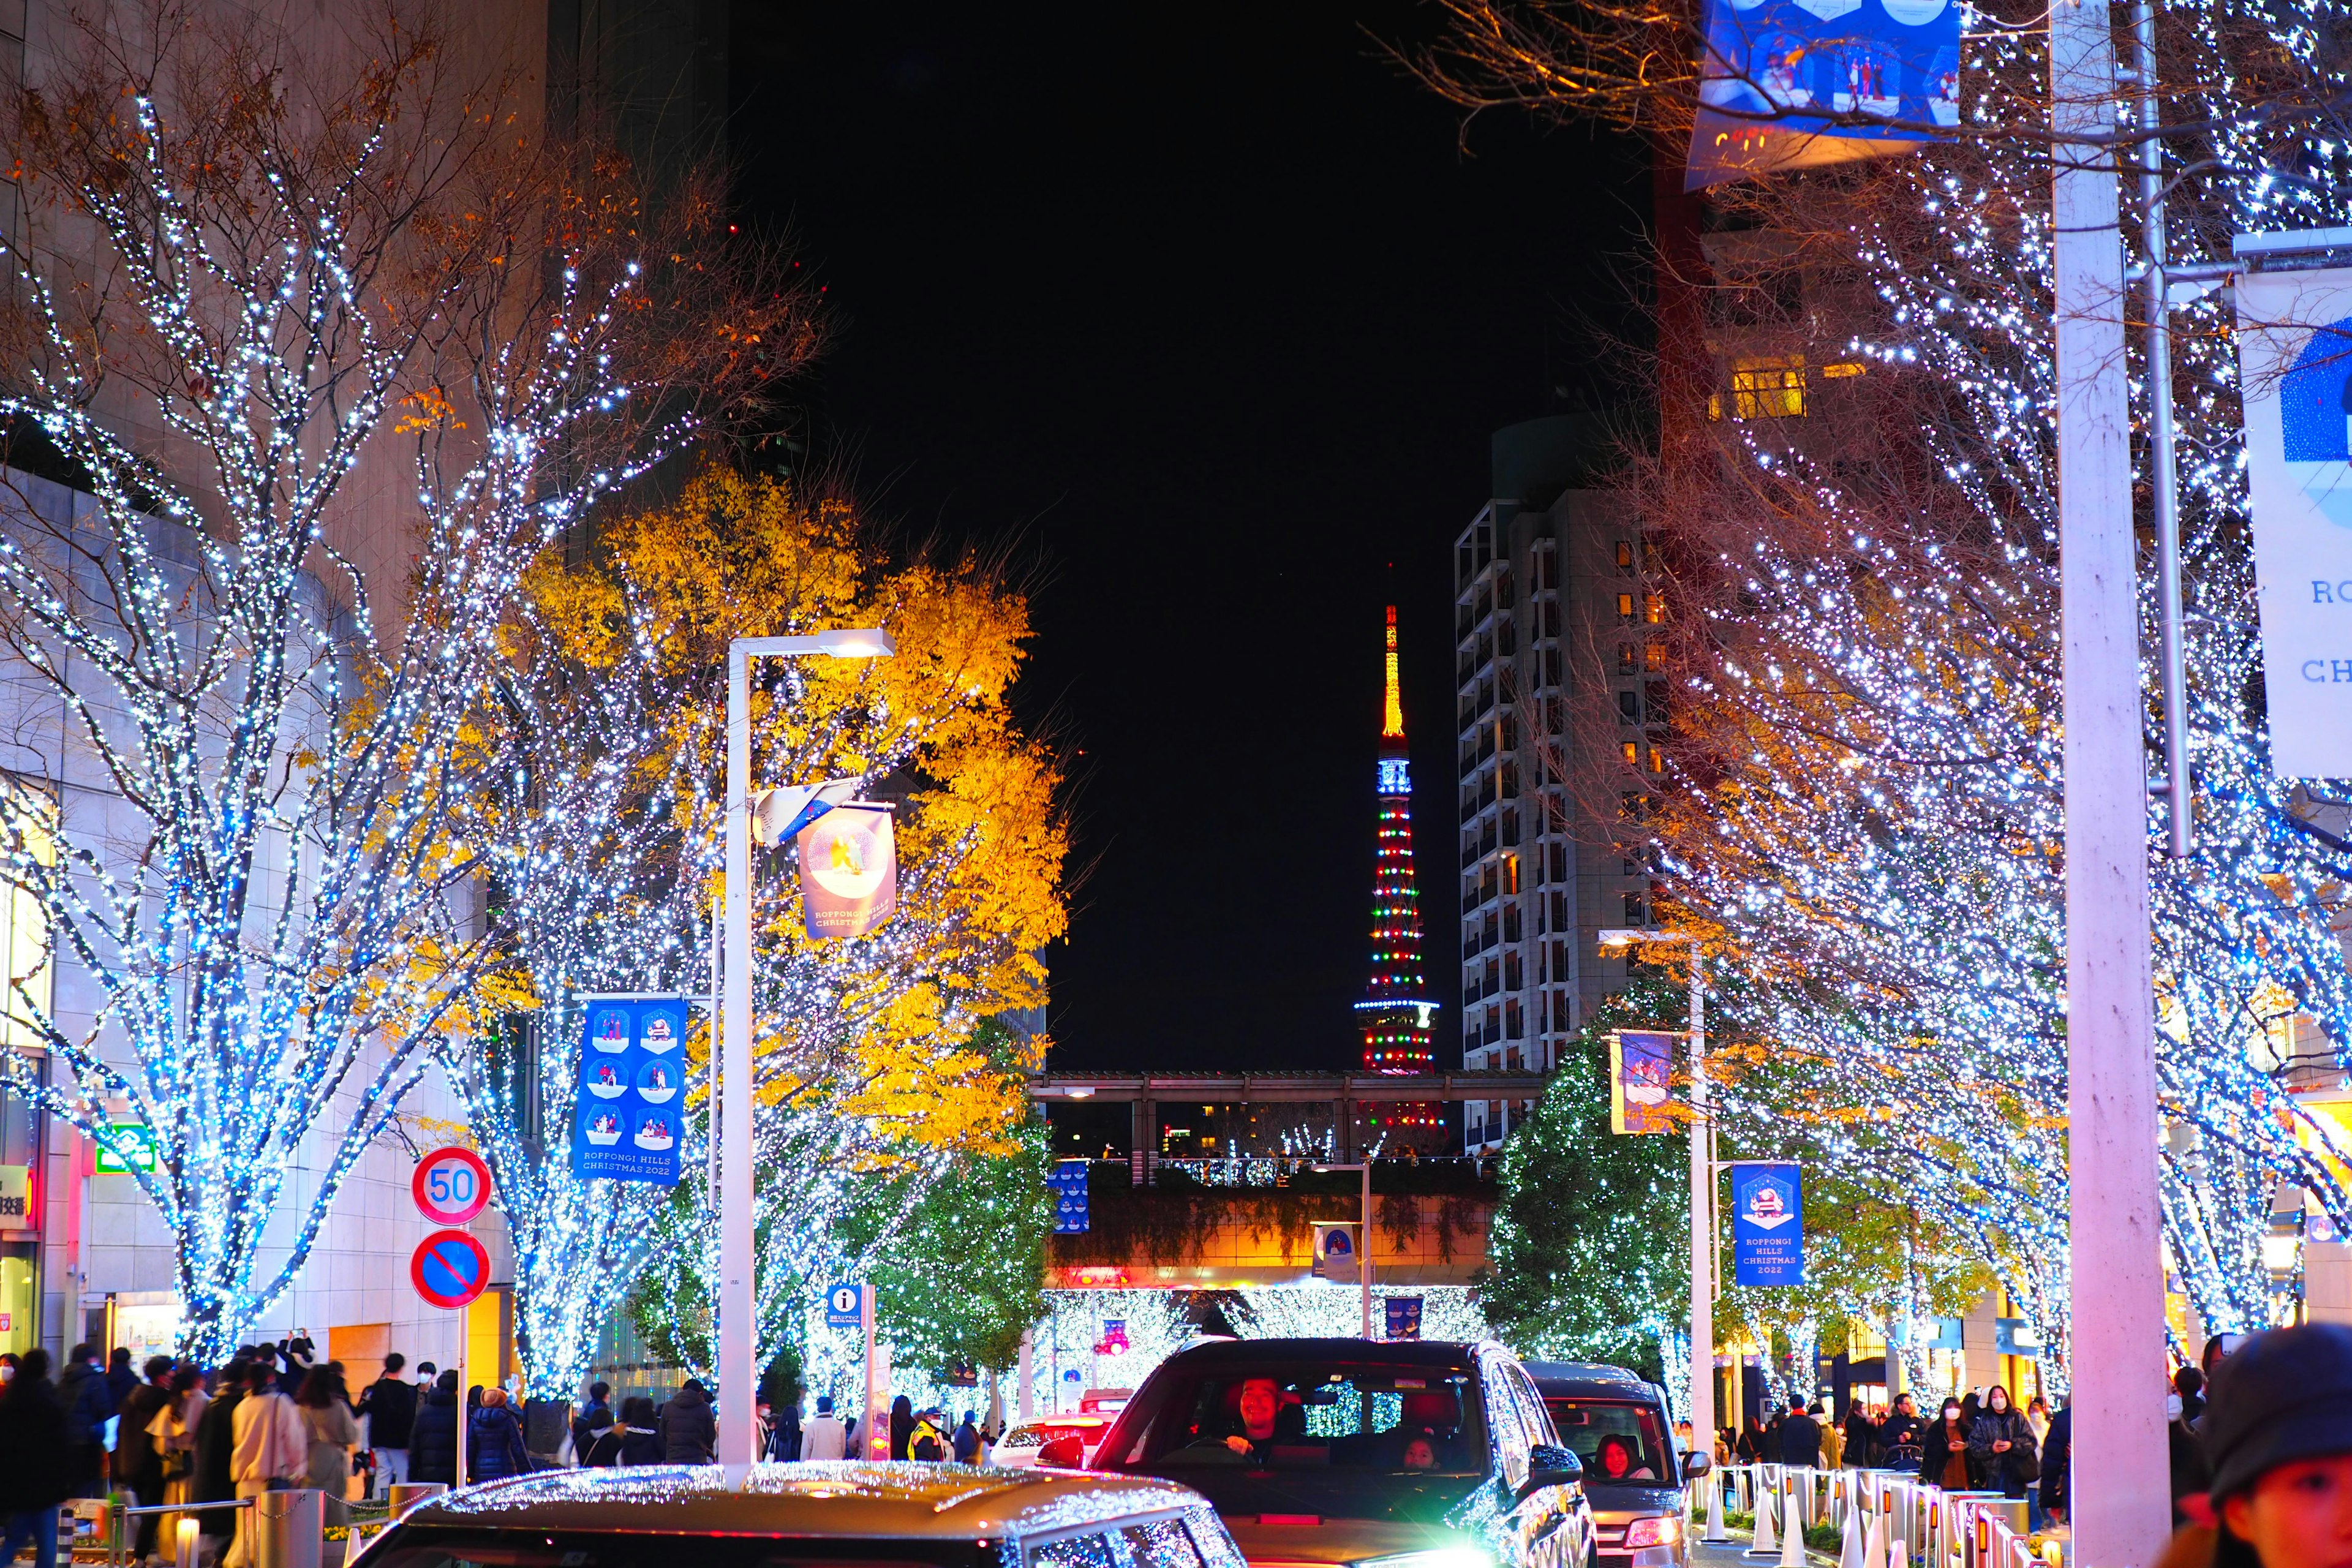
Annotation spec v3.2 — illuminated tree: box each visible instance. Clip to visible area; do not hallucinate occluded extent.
[0,9,790,1359]
[464,467,1066,1393]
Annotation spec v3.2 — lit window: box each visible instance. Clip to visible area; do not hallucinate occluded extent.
[1615,541,1634,574]
[1820,361,1866,379]
[1731,354,1807,418]
[1644,592,1667,625]
[1622,741,1640,766]
[0,782,54,1052]
[1616,592,1635,622]
[1618,644,1635,675]
[1646,643,1666,673]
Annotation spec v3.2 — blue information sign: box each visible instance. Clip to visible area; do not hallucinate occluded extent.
[1384,1297,1423,1341]
[824,1282,863,1329]
[1048,1161,1090,1234]
[570,998,688,1185]
[1730,1162,1804,1286]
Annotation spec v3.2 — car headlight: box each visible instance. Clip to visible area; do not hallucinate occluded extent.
[1356,1550,1497,1568]
[1623,1516,1683,1550]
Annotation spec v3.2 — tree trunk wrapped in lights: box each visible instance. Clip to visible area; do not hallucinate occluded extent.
[0,7,803,1360]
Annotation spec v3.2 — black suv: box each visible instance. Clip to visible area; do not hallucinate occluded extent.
[1522,1362,1706,1568]
[1088,1337,1594,1568]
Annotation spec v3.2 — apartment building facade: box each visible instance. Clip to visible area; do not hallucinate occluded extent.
[1456,417,1660,1152]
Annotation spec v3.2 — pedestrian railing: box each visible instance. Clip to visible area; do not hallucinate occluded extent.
[1700,1464,2057,1568]
[88,1486,441,1568]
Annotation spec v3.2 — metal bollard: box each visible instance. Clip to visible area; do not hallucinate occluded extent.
[385,1483,447,1515]
[255,1489,323,1568]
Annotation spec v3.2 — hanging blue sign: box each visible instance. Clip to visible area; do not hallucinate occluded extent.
[1685,0,1959,188]
[570,998,689,1185]
[1048,1161,1090,1234]
[1385,1297,1424,1341]
[1730,1162,1804,1286]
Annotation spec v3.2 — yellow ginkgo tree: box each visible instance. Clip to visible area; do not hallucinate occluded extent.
[450,466,1067,1396]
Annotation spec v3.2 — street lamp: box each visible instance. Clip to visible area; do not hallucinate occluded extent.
[1597,927,1713,1507]
[1313,1161,1374,1340]
[718,629,895,1466]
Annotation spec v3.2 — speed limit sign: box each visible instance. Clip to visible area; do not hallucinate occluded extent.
[412,1146,492,1227]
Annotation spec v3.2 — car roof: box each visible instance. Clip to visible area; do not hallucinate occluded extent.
[1520,1361,1663,1400]
[384,1462,1202,1541]
[1153,1338,1489,1371]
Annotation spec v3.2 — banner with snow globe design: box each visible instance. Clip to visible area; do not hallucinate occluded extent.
[2237,265,2352,778]
[1686,0,1959,187]
[570,998,689,1185]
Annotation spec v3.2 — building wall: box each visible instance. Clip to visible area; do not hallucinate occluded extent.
[1455,421,1649,1152]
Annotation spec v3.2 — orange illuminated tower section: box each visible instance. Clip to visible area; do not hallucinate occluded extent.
[1357,606,1442,1149]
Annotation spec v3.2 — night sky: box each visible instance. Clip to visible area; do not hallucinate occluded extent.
[730,5,1646,1075]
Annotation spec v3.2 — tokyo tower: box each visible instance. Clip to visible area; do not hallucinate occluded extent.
[1355,606,1441,1148]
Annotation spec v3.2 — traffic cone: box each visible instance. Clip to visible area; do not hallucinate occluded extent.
[1888,1538,1908,1568]
[1747,1485,1781,1559]
[1705,1466,1732,1543]
[1841,1488,1866,1568]
[1863,1501,1890,1568]
[1780,1485,1808,1568]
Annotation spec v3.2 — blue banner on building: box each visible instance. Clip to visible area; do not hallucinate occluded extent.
[1049,1161,1090,1234]
[570,998,689,1185]
[1385,1297,1424,1341]
[1686,0,1958,188]
[1730,1162,1804,1286]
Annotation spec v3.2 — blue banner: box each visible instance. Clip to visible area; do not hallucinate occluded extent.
[1049,1161,1090,1234]
[570,998,688,1185]
[1385,1297,1423,1341]
[1730,1162,1804,1286]
[1686,0,1958,188]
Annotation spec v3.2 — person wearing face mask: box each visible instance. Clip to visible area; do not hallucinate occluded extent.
[1968,1385,2039,1500]
[2169,1322,2352,1568]
[1926,1397,1977,1490]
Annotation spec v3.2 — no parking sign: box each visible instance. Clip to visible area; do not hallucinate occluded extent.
[410,1228,491,1310]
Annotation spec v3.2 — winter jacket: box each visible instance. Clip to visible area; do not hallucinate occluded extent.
[1877,1411,1926,1472]
[469,1405,531,1481]
[585,1425,661,1466]
[2038,1408,2071,1517]
[801,1415,848,1461]
[659,1386,716,1464]
[571,1401,612,1460]
[1967,1409,2039,1498]
[58,1360,115,1487]
[1779,1412,1821,1467]
[360,1378,419,1449]
[1842,1411,1879,1466]
[195,1388,244,1534]
[1921,1417,1978,1490]
[115,1381,172,1488]
[0,1374,74,1513]
[230,1389,307,1487]
[409,1390,461,1485]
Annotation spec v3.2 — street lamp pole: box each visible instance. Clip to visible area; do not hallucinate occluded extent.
[719,628,894,1467]
[1600,929,1711,1483]
[1313,1162,1374,1338]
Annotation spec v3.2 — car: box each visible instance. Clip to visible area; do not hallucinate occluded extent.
[1522,1362,1707,1568]
[1084,1337,1596,1568]
[995,1415,1117,1469]
[351,1461,1248,1568]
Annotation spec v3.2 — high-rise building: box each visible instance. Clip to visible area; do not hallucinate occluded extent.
[1456,417,1652,1152]
[1357,607,1445,1150]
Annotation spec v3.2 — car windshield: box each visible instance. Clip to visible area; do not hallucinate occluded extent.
[363,1532,989,1568]
[1541,1398,1670,1483]
[1097,1358,1489,1525]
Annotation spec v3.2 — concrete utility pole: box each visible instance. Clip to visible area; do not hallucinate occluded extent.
[2049,0,2171,1559]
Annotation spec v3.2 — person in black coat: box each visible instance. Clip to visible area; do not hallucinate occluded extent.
[572,1383,612,1461]
[1842,1406,1879,1468]
[56,1344,115,1499]
[1781,1401,1823,1467]
[1967,1386,2038,1499]
[195,1364,246,1546]
[467,1389,530,1482]
[584,1397,662,1466]
[1879,1393,1926,1474]
[0,1350,75,1568]
[408,1371,462,1486]
[358,1355,418,1495]
[115,1356,175,1559]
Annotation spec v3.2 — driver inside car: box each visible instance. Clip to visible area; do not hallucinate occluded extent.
[1221,1378,1297,1457]
[1595,1434,1655,1481]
